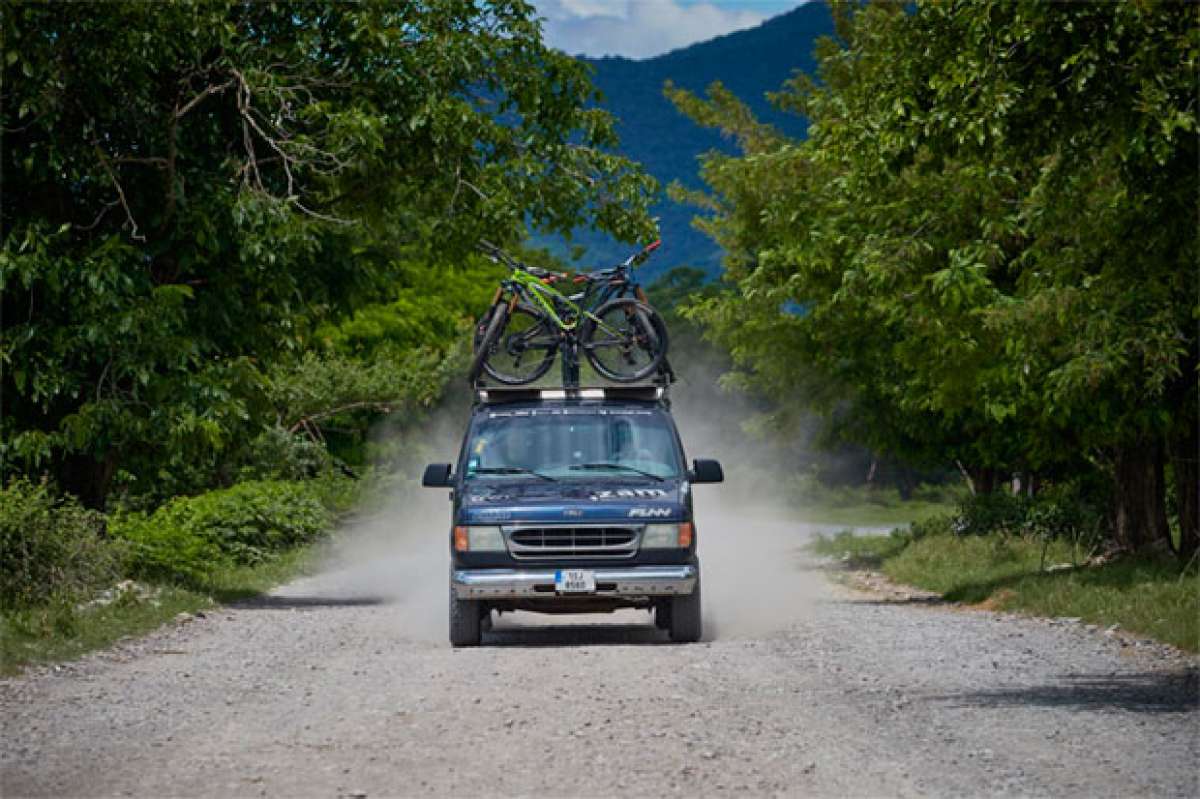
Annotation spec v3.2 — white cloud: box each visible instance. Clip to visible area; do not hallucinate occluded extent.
[534,0,769,60]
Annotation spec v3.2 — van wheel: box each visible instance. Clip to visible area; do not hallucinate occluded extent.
[654,601,671,630]
[449,584,482,648]
[669,574,702,643]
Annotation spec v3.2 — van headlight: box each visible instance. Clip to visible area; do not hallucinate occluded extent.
[642,522,694,548]
[453,525,507,552]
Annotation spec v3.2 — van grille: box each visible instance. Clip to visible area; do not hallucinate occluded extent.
[505,526,640,560]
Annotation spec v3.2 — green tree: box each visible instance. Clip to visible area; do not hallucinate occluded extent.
[1,1,657,506]
[670,0,1197,555]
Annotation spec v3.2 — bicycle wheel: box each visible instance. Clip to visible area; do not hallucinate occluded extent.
[468,302,507,384]
[580,298,668,383]
[480,303,559,385]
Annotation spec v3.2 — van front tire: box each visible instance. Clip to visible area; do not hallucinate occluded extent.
[449,585,482,648]
[669,572,702,643]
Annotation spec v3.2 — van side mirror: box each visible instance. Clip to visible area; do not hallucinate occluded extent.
[422,463,453,488]
[690,458,724,484]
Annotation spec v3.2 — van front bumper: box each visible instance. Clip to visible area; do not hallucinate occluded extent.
[452,565,697,600]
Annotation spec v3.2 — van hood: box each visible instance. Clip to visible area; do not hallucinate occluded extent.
[459,478,687,524]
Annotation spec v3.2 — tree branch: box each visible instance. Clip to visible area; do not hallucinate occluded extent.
[93,144,145,241]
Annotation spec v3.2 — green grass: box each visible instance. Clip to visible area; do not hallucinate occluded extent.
[787,481,963,528]
[0,545,323,676]
[796,498,957,528]
[812,530,1200,652]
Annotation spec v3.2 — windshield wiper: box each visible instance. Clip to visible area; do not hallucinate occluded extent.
[568,462,665,482]
[471,466,557,482]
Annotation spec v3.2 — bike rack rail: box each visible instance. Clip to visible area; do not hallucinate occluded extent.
[473,384,668,406]
[471,359,675,407]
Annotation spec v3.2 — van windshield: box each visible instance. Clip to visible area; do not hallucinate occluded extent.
[464,408,682,480]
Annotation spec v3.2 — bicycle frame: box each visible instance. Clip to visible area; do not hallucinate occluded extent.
[506,268,623,338]
[479,240,655,332]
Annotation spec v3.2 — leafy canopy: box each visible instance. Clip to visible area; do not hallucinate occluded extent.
[670,1,1196,513]
[1,1,658,504]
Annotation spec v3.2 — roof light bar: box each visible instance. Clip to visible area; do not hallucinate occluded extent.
[474,385,668,404]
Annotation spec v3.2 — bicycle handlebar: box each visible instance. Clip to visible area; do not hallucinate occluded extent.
[477,241,567,281]
[478,238,658,285]
[619,238,662,269]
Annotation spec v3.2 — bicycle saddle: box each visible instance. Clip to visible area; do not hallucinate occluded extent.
[524,265,567,283]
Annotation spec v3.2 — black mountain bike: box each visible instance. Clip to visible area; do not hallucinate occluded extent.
[469,242,669,385]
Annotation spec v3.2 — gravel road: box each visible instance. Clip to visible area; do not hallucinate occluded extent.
[2,489,1197,798]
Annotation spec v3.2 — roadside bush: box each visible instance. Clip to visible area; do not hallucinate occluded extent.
[954,491,1030,536]
[1024,482,1106,545]
[0,479,124,609]
[109,510,222,585]
[909,513,956,541]
[952,483,1108,549]
[309,471,363,516]
[233,427,331,482]
[113,480,333,582]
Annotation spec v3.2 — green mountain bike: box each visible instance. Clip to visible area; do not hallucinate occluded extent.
[469,242,669,385]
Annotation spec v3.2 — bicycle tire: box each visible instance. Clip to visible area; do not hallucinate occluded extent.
[468,302,508,384]
[480,303,559,385]
[580,298,669,383]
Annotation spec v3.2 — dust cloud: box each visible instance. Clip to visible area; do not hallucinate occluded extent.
[670,360,831,640]
[282,408,467,644]
[298,362,833,644]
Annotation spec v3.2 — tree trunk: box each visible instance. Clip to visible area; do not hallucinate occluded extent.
[58,452,117,511]
[1170,423,1199,561]
[971,466,998,495]
[957,464,999,495]
[897,466,915,501]
[1112,441,1170,552]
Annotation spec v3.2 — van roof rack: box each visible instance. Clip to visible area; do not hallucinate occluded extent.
[474,385,668,406]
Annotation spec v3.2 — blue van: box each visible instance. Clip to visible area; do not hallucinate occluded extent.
[422,386,723,646]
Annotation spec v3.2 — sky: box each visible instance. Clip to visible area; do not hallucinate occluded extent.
[532,0,809,60]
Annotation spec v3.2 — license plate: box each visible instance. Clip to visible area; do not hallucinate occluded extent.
[555,569,596,594]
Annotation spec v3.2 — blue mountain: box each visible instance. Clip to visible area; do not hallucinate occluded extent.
[533,1,834,280]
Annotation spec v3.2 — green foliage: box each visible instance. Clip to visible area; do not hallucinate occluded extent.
[953,493,1031,538]
[318,256,501,357]
[2,1,656,507]
[647,266,724,324]
[268,345,457,435]
[234,427,332,483]
[0,479,124,609]
[669,0,1198,550]
[908,513,956,542]
[110,510,222,585]
[112,480,332,583]
[951,483,1107,551]
[1021,482,1107,544]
